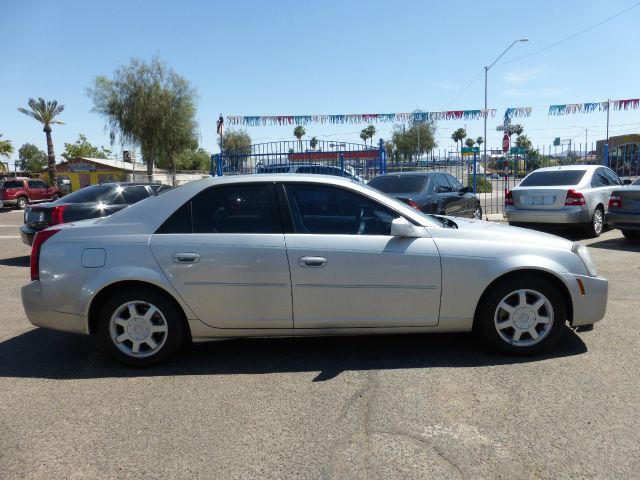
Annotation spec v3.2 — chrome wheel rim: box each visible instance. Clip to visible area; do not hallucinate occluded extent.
[494,289,554,347]
[109,301,168,358]
[593,209,603,235]
[473,207,482,220]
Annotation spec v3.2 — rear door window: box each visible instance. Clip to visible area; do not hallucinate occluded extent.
[520,170,587,187]
[591,168,610,188]
[603,168,622,186]
[1,180,22,189]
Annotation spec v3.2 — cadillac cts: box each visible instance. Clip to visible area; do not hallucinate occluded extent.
[22,175,608,366]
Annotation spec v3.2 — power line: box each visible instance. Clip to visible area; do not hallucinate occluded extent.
[498,1,640,66]
[442,69,485,109]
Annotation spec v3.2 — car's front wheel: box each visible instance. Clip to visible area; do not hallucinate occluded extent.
[98,288,186,367]
[476,277,566,355]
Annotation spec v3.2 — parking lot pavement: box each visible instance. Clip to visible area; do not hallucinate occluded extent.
[1,208,639,479]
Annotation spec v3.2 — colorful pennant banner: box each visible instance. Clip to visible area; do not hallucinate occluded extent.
[225,109,500,127]
[503,107,533,120]
[548,98,640,116]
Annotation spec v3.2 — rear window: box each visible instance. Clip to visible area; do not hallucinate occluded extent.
[58,185,150,204]
[519,170,587,187]
[1,180,23,189]
[368,176,429,194]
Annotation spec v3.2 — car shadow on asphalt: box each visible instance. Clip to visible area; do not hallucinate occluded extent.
[587,236,640,253]
[0,327,588,381]
[0,255,30,267]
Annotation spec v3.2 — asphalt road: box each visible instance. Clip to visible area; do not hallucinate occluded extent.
[1,207,639,479]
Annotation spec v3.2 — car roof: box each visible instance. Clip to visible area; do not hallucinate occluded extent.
[373,172,441,178]
[532,165,604,173]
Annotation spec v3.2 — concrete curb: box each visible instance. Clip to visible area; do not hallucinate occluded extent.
[484,213,506,222]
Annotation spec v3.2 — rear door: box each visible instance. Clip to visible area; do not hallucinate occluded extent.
[442,174,472,217]
[434,173,460,214]
[150,183,293,330]
[27,180,45,201]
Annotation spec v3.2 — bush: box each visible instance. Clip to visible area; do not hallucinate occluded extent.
[468,176,492,193]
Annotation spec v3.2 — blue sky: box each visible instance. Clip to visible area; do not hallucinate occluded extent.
[2,0,640,166]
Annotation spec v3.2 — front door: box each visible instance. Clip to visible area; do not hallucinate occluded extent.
[282,183,441,329]
[150,183,293,330]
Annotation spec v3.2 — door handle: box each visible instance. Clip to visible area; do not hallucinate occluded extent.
[172,252,200,264]
[298,256,327,267]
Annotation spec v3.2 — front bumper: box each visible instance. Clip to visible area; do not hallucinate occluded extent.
[1,199,17,207]
[606,211,640,231]
[21,281,89,335]
[505,206,592,225]
[20,225,38,246]
[564,273,608,327]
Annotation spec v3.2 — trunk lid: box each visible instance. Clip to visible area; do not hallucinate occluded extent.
[511,186,570,210]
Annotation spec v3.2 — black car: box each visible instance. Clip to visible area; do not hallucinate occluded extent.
[368,172,482,219]
[20,182,172,245]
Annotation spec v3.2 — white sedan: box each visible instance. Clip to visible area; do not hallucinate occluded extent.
[22,175,608,366]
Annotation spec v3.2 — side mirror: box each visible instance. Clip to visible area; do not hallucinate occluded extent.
[623,179,632,185]
[391,217,420,237]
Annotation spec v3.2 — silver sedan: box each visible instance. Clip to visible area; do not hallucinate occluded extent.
[505,165,625,237]
[22,175,608,366]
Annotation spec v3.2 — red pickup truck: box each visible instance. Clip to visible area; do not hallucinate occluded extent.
[0,178,61,209]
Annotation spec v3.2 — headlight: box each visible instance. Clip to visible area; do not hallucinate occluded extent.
[572,243,598,277]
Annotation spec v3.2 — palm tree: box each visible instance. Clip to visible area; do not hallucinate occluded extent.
[476,136,484,148]
[360,128,368,145]
[293,126,306,152]
[465,137,475,148]
[365,125,376,147]
[18,98,64,186]
[310,136,318,150]
[0,134,14,160]
[451,128,466,155]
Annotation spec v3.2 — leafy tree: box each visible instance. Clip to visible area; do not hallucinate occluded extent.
[61,134,110,160]
[451,127,466,154]
[88,56,198,177]
[513,124,524,137]
[309,136,318,150]
[219,129,252,153]
[391,121,437,161]
[17,143,48,174]
[360,124,376,147]
[175,148,211,171]
[476,136,484,147]
[293,126,305,151]
[384,141,395,162]
[360,128,368,145]
[17,98,64,186]
[465,137,475,148]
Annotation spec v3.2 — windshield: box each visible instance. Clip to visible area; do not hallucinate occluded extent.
[368,175,429,194]
[519,170,587,187]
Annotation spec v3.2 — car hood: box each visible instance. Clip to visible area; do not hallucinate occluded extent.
[429,216,574,251]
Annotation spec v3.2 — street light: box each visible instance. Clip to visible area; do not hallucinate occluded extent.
[483,38,529,166]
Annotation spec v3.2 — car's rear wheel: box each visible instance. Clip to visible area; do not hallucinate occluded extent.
[16,196,28,209]
[584,206,604,238]
[621,229,640,240]
[476,277,566,355]
[98,288,185,367]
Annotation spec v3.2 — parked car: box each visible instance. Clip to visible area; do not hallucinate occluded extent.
[505,165,629,237]
[368,172,482,219]
[22,174,607,366]
[20,182,171,245]
[607,180,640,239]
[256,163,363,182]
[0,178,60,209]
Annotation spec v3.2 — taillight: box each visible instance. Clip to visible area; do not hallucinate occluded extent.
[50,205,67,225]
[401,199,420,210]
[30,229,60,281]
[609,195,623,209]
[565,189,586,206]
[505,190,514,206]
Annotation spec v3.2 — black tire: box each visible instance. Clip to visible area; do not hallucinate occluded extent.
[473,203,483,220]
[621,229,640,240]
[16,196,28,209]
[584,206,604,238]
[98,288,186,367]
[476,276,567,355]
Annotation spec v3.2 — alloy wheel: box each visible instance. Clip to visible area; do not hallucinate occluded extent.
[493,289,554,347]
[109,300,169,358]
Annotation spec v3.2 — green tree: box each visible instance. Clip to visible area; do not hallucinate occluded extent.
[0,135,14,173]
[465,137,475,148]
[365,125,376,147]
[391,121,437,161]
[61,134,110,160]
[360,128,368,145]
[451,127,466,154]
[516,134,532,150]
[175,148,211,171]
[17,143,48,174]
[384,141,395,162]
[17,97,64,186]
[309,136,318,150]
[219,129,252,153]
[293,126,306,151]
[476,136,484,148]
[88,56,198,178]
